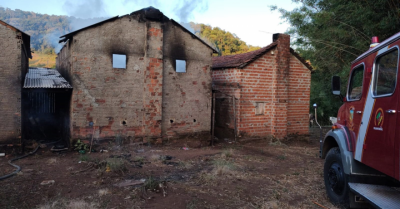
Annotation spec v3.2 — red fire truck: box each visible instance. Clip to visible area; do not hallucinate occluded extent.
[321,33,400,208]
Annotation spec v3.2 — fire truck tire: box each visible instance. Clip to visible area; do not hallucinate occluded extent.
[324,147,350,208]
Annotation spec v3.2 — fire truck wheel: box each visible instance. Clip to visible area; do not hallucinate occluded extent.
[324,147,350,208]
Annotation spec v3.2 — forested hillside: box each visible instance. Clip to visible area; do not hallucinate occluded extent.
[0,7,260,65]
[0,7,105,53]
[191,23,260,56]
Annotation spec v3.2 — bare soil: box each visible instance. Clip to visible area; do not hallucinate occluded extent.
[0,127,338,209]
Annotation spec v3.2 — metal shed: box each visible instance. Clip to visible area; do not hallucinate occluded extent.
[22,68,72,146]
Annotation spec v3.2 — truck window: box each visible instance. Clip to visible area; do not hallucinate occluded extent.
[373,49,398,96]
[348,65,364,100]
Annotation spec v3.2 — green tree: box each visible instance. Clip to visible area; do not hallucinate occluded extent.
[273,0,400,123]
[192,23,261,56]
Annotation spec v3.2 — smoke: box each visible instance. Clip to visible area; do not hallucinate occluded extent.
[173,0,208,33]
[47,0,209,53]
[63,0,109,19]
[121,0,208,33]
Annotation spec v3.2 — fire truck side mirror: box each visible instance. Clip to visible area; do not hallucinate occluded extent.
[332,76,341,95]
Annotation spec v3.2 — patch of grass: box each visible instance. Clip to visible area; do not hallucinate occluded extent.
[221,149,234,158]
[212,159,236,175]
[79,154,89,162]
[186,198,199,209]
[143,176,159,190]
[277,155,286,160]
[38,198,99,209]
[106,158,127,173]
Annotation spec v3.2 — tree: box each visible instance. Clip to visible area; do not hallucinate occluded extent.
[273,0,400,123]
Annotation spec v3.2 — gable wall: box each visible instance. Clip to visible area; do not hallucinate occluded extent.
[161,21,213,138]
[0,23,24,144]
[56,15,213,142]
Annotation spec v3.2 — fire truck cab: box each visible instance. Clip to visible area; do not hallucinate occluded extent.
[321,33,400,208]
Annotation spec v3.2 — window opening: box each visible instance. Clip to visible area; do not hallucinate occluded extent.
[373,49,398,96]
[113,54,126,69]
[176,60,186,73]
[255,102,265,115]
[348,65,364,101]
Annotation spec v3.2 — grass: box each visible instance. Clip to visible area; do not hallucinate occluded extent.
[29,52,57,68]
[277,155,286,160]
[212,159,236,175]
[106,158,127,173]
[38,198,99,209]
[221,149,234,158]
[79,154,89,162]
[143,176,160,191]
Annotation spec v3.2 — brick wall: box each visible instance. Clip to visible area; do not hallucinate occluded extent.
[212,34,311,139]
[237,51,277,137]
[56,13,213,141]
[0,23,26,144]
[287,54,311,134]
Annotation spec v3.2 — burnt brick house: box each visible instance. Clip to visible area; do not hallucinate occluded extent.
[0,20,31,144]
[57,7,216,142]
[212,34,312,139]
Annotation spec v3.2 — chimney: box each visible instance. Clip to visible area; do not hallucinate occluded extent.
[271,33,291,139]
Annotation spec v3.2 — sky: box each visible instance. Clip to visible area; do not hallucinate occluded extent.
[0,0,300,47]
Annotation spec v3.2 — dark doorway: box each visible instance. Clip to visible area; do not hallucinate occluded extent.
[22,89,72,146]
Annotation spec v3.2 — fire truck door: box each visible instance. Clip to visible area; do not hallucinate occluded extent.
[355,46,399,178]
[346,64,365,136]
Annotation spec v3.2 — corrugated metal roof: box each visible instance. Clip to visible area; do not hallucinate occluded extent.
[23,68,72,89]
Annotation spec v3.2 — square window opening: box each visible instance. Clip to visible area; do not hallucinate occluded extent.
[176,59,186,73]
[255,102,265,115]
[373,49,398,96]
[113,54,126,69]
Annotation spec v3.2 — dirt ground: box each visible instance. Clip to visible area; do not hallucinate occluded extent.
[0,127,339,209]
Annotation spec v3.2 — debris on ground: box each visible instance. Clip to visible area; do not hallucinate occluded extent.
[40,180,55,185]
[113,179,146,187]
[182,147,189,150]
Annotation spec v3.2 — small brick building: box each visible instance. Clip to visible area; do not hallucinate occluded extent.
[212,34,312,139]
[0,20,31,144]
[57,7,216,142]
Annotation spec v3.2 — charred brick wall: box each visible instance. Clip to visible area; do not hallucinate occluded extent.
[0,23,26,144]
[57,16,154,140]
[57,14,213,141]
[162,21,213,138]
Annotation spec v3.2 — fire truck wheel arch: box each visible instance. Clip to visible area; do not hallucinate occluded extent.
[322,130,353,175]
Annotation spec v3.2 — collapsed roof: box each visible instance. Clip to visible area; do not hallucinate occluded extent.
[59,7,217,53]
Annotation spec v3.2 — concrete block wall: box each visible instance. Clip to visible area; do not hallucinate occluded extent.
[0,23,24,144]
